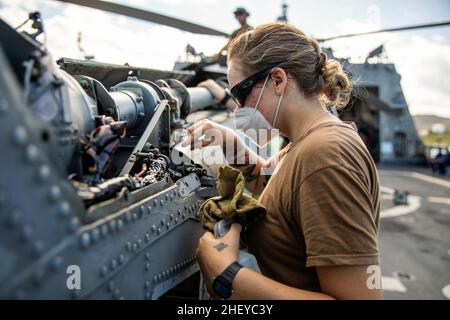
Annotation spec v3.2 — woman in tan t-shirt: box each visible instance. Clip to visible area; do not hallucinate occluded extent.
[184,22,382,299]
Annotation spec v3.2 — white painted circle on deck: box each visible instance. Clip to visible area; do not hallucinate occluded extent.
[442,284,450,299]
[380,195,421,219]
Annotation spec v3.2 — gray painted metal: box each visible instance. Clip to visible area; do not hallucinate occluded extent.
[120,99,169,176]
[0,44,216,299]
[187,87,216,113]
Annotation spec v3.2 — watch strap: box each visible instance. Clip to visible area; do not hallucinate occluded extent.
[219,261,243,284]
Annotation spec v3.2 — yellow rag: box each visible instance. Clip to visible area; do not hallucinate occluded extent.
[199,165,266,232]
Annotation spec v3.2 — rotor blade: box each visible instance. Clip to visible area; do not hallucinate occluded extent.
[317,21,450,42]
[55,0,229,37]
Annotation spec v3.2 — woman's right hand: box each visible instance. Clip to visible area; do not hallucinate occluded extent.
[182,119,267,194]
[181,119,237,151]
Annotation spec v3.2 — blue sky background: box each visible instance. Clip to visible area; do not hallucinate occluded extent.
[0,0,449,117]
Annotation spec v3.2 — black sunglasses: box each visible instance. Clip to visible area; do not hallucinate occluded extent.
[229,60,287,107]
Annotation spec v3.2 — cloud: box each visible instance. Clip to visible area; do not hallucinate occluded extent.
[322,17,388,61]
[0,0,226,69]
[386,35,450,117]
[323,18,450,118]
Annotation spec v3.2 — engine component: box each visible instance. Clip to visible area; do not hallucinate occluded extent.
[72,175,138,204]
[81,119,127,183]
[0,16,220,300]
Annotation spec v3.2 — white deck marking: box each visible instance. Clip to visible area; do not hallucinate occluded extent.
[428,197,450,206]
[382,276,407,292]
[381,194,394,200]
[411,172,450,188]
[380,195,421,219]
[442,284,450,299]
[380,186,395,194]
[385,171,450,189]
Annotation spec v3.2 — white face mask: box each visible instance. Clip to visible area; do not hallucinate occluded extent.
[234,73,284,133]
[234,106,273,132]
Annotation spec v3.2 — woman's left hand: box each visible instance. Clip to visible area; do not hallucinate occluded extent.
[196,223,241,290]
[197,79,226,101]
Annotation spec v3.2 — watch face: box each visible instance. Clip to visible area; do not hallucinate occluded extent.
[212,276,232,299]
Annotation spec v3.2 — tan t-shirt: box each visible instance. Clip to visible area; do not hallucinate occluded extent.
[246,121,380,292]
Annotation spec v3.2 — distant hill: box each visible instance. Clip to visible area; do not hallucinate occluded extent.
[413,115,450,133]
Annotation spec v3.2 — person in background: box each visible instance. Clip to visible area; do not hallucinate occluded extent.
[431,149,448,175]
[212,7,253,62]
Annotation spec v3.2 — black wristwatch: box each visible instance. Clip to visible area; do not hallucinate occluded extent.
[212,261,244,299]
[219,90,232,106]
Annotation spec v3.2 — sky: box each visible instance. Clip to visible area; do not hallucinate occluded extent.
[0,0,449,118]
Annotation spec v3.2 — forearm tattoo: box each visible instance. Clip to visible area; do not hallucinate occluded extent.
[214,242,228,252]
